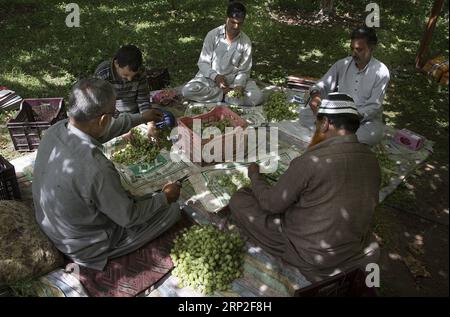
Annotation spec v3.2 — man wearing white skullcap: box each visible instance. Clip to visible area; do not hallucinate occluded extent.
[229,93,381,282]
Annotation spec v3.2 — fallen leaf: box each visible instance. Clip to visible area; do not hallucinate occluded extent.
[403,255,431,279]
[408,242,425,256]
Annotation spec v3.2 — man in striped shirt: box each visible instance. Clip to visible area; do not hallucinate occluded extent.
[95,45,151,114]
[95,45,159,139]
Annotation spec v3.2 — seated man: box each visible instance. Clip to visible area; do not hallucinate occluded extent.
[95,45,172,139]
[229,93,381,282]
[182,1,263,106]
[299,26,390,146]
[32,78,182,271]
[95,44,151,115]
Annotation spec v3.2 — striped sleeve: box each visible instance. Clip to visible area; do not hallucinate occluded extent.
[94,60,112,80]
[137,76,151,113]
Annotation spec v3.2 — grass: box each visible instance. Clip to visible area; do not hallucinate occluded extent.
[7,279,42,297]
[0,0,448,215]
[1,2,447,153]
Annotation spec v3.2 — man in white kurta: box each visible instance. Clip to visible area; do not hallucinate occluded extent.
[182,2,263,106]
[300,26,390,146]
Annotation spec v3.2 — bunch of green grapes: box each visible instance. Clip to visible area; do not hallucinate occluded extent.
[191,106,208,116]
[263,91,298,122]
[170,224,246,295]
[112,128,160,165]
[374,146,398,188]
[156,126,173,151]
[217,172,251,195]
[202,118,233,134]
[227,89,244,99]
[229,105,244,116]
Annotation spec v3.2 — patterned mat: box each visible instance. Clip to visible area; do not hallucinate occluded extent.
[72,212,194,297]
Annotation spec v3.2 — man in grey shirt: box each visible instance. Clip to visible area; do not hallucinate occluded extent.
[32,78,182,271]
[300,26,390,146]
[182,1,263,106]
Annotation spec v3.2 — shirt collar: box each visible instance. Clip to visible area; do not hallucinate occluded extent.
[352,57,374,73]
[220,24,241,41]
[305,134,359,153]
[67,121,104,151]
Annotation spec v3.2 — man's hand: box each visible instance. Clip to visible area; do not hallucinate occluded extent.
[142,109,164,123]
[309,95,322,115]
[147,121,158,139]
[248,162,260,178]
[162,182,181,204]
[214,74,228,89]
[121,130,134,143]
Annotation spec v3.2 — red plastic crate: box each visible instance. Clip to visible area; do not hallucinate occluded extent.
[7,98,66,152]
[177,106,248,166]
[0,155,21,200]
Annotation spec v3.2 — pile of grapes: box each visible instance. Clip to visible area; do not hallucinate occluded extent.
[217,172,251,195]
[111,127,172,165]
[156,126,174,151]
[190,106,209,116]
[170,225,246,295]
[263,91,298,122]
[229,105,244,116]
[227,89,245,99]
[374,145,398,188]
[190,118,234,134]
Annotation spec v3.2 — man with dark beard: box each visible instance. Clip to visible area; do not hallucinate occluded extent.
[229,93,381,282]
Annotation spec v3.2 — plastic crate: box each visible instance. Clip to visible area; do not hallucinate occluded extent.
[0,155,21,200]
[146,67,170,91]
[177,106,248,166]
[7,98,66,152]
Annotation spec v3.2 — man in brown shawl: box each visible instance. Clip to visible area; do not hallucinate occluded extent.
[229,93,381,282]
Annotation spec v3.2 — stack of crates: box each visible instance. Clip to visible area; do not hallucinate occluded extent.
[7,98,66,151]
[0,155,21,200]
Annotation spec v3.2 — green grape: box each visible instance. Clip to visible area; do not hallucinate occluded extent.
[191,106,208,115]
[373,145,398,188]
[201,118,233,134]
[229,105,244,116]
[227,89,244,98]
[216,172,251,195]
[263,91,298,122]
[156,126,173,151]
[170,224,246,295]
[111,128,166,165]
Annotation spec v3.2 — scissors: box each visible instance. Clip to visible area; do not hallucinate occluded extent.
[155,174,190,193]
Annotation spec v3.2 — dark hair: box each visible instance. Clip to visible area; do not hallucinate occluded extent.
[114,45,143,72]
[227,1,246,19]
[317,113,361,134]
[351,26,378,47]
